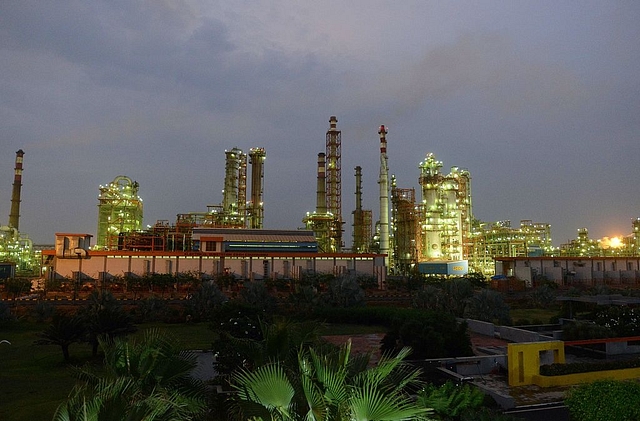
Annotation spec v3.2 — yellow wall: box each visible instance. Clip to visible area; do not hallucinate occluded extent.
[507,341,565,386]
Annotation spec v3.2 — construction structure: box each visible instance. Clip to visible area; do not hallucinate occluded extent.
[351,166,372,253]
[96,176,144,249]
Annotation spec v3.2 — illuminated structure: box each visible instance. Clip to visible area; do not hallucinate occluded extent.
[378,125,390,267]
[390,175,418,273]
[417,153,472,263]
[0,150,38,276]
[96,176,144,249]
[559,228,599,257]
[467,220,553,275]
[303,117,343,253]
[248,147,266,229]
[352,166,372,253]
[303,153,339,252]
[326,116,343,248]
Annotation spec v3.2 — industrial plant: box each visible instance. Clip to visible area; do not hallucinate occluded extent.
[3,116,640,285]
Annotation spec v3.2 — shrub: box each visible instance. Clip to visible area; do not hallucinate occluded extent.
[565,380,640,421]
[541,358,640,376]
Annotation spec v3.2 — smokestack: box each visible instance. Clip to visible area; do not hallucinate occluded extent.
[378,126,389,266]
[316,153,327,214]
[8,149,24,230]
[354,166,363,212]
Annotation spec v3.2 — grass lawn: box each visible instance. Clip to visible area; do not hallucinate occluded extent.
[0,321,215,421]
[510,307,560,324]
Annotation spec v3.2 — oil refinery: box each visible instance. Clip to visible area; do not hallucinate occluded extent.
[3,116,640,284]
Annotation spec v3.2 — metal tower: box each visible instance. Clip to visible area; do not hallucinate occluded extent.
[326,116,343,248]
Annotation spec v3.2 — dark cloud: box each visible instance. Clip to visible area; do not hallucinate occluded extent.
[0,1,639,246]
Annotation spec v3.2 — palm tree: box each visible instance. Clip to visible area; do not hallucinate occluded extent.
[54,328,208,421]
[230,341,433,421]
[34,312,85,362]
[78,290,136,356]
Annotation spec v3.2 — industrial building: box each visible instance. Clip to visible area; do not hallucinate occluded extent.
[0,150,38,277]
[42,230,386,284]
[12,116,640,285]
[303,117,344,253]
[495,256,640,286]
[42,134,386,285]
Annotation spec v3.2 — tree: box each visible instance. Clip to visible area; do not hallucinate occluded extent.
[465,289,511,325]
[77,290,136,356]
[34,312,85,362]
[321,274,366,307]
[230,341,432,421]
[381,310,472,359]
[54,329,208,421]
[240,281,277,312]
[183,280,228,322]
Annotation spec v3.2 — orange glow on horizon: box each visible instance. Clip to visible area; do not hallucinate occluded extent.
[600,236,623,249]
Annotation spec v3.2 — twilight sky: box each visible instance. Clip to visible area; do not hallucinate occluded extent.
[1,1,639,246]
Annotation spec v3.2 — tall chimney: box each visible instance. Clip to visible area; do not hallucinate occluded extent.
[316,153,327,214]
[378,126,389,266]
[9,149,24,230]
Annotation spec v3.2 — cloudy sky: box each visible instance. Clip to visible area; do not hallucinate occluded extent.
[1,1,639,246]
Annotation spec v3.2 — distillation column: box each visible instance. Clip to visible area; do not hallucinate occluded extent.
[222,148,246,226]
[8,149,24,231]
[352,166,372,253]
[248,148,266,229]
[303,153,335,252]
[419,153,443,260]
[378,125,390,267]
[326,116,343,248]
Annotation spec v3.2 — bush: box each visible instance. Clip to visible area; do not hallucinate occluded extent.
[541,358,640,376]
[380,310,472,359]
[565,380,640,421]
[562,320,614,341]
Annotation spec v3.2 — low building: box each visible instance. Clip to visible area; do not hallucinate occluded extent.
[42,230,386,285]
[494,256,640,286]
